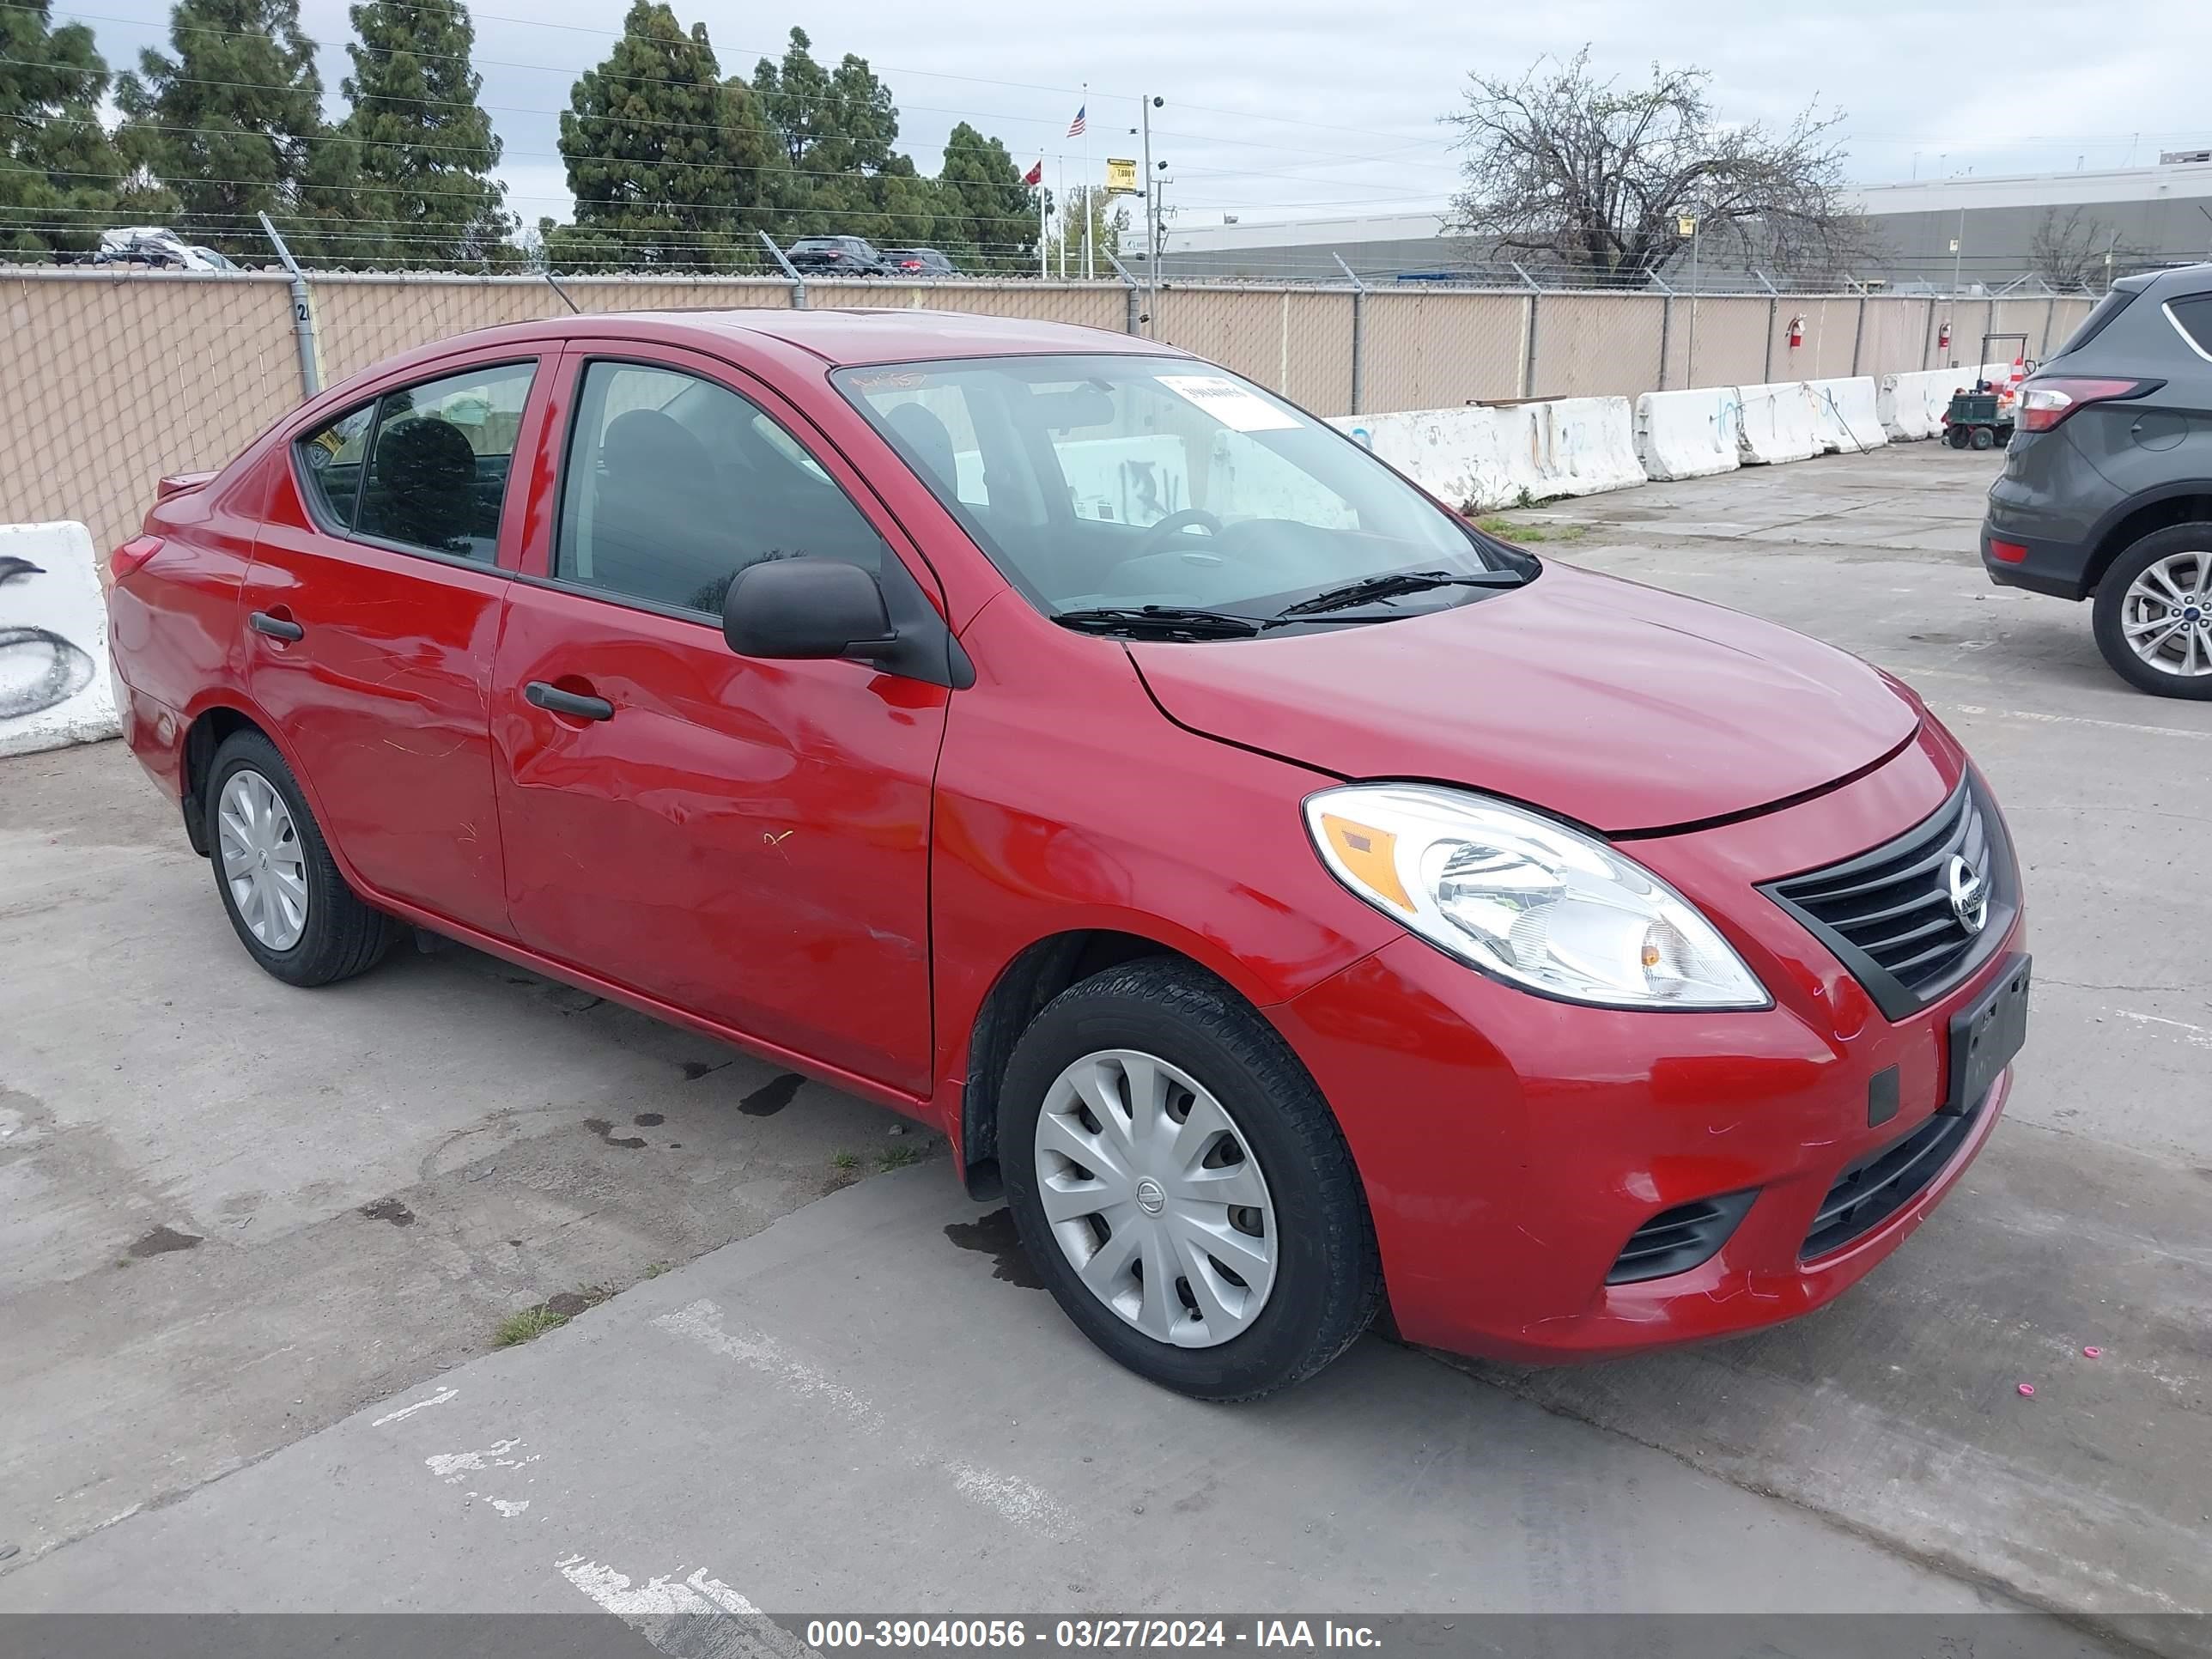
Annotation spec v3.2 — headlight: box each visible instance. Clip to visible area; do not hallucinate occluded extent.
[1304,784,1770,1010]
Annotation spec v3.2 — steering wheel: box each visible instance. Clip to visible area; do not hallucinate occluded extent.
[1135,507,1224,557]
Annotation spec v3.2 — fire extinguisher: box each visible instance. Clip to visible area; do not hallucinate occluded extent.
[1938,319,1952,350]
[1787,315,1805,350]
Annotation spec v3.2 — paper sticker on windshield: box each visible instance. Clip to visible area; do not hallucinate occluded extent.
[1158,374,1300,432]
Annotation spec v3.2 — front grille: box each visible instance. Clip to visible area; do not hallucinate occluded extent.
[1760,775,2015,1019]
[1606,1190,1757,1285]
[1801,1103,1980,1260]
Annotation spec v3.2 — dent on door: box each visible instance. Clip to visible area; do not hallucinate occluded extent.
[492,591,945,1095]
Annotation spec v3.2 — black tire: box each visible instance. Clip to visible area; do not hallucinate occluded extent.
[204,729,398,985]
[1947,427,1971,449]
[2091,525,2212,700]
[1000,959,1382,1401]
[1969,426,1995,450]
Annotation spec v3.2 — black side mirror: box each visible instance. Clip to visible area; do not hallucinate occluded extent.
[722,557,896,661]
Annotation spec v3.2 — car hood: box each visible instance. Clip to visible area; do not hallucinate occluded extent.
[1127,563,1919,834]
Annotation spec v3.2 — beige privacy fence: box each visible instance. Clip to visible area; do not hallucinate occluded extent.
[3,265,2094,560]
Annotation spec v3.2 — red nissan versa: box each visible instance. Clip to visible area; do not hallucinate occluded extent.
[106,311,2029,1400]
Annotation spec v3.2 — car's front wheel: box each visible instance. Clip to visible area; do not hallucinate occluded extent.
[2092,526,2212,699]
[206,729,398,985]
[1000,960,1381,1401]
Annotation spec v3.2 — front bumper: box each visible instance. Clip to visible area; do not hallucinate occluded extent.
[1270,724,2022,1364]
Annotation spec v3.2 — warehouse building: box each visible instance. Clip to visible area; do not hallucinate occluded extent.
[1130,157,2212,289]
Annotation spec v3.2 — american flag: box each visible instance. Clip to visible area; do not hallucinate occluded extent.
[1066,106,1086,137]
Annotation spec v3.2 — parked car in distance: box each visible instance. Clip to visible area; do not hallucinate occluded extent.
[108,309,2029,1400]
[1983,261,2212,696]
[884,248,958,277]
[92,227,239,271]
[785,235,890,275]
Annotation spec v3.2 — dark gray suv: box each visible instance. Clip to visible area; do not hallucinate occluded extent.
[1982,263,2212,697]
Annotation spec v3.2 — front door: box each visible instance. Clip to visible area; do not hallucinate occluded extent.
[244,355,544,938]
[489,346,947,1095]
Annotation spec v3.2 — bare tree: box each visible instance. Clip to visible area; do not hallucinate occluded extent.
[1446,50,1865,287]
[2029,207,2127,291]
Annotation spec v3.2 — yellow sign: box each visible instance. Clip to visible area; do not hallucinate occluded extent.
[1105,157,1140,196]
[1675,214,1698,237]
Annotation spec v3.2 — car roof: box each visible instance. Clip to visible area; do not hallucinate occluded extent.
[384,307,1189,371]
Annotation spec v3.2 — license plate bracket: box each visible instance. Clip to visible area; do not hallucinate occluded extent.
[1944,952,2031,1115]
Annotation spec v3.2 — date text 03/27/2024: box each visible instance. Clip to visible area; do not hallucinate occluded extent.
[802,1620,1383,1650]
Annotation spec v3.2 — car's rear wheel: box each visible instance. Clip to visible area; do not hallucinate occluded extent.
[2092,527,2212,699]
[206,729,398,984]
[1000,959,1381,1401]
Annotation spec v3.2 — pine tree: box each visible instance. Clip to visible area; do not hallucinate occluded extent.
[938,122,1036,270]
[342,0,513,267]
[116,0,334,258]
[0,0,127,254]
[551,0,774,270]
[751,28,919,244]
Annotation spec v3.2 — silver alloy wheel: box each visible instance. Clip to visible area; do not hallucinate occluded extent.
[1032,1048,1277,1348]
[217,769,309,951]
[2119,550,2212,678]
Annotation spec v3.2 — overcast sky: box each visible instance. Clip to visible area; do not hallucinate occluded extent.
[71,0,2212,252]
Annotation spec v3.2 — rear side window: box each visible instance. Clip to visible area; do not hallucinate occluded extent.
[356,362,537,562]
[2049,289,2137,361]
[2165,295,2212,360]
[555,360,890,617]
[294,404,375,527]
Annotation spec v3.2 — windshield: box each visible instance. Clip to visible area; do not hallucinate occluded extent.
[833,354,1532,630]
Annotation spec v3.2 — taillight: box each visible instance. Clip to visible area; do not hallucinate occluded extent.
[2017,376,2159,432]
[112,535,165,579]
[1988,538,2029,564]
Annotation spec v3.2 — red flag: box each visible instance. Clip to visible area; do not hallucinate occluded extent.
[1023,159,1043,187]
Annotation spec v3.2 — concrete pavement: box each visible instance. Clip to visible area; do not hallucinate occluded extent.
[0,1167,2100,1635]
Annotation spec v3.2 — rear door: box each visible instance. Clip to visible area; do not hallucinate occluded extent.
[243,352,549,938]
[488,342,948,1094]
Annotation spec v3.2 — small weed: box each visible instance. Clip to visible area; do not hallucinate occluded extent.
[1478,515,1587,544]
[830,1150,861,1172]
[878,1143,925,1171]
[494,1304,568,1347]
[641,1262,668,1279]
[495,1285,608,1347]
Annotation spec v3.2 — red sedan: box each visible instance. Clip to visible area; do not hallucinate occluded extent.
[106,310,2028,1399]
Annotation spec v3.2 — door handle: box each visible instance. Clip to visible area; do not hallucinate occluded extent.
[248,610,304,642]
[525,680,616,722]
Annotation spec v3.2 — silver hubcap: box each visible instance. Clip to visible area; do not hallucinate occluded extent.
[2120,551,2212,678]
[1033,1049,1277,1348]
[217,769,308,951]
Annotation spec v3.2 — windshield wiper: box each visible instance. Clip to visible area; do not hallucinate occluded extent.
[1274,568,1522,618]
[1051,605,1263,640]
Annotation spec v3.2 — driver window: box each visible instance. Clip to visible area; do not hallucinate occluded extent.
[556,361,889,617]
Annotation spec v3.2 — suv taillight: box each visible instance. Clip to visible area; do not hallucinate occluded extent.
[2017,376,2160,432]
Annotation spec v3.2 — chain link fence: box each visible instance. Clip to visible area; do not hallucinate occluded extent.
[2,261,2095,560]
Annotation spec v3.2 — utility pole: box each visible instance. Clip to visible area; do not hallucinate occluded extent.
[1142,94,1161,334]
[1952,206,1965,299]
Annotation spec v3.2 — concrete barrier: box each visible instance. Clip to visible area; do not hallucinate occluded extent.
[1808,377,1887,453]
[1633,387,1741,482]
[1332,406,1511,511]
[1333,396,1644,509]
[1493,397,1644,502]
[1734,380,1822,465]
[1,520,118,757]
